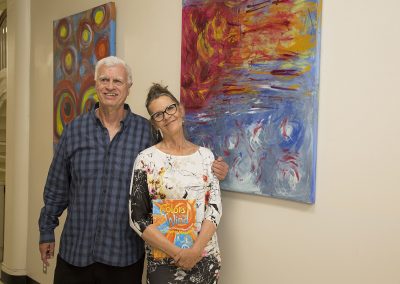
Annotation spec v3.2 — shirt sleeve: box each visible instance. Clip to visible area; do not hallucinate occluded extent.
[129,153,152,237]
[204,150,222,227]
[38,126,71,243]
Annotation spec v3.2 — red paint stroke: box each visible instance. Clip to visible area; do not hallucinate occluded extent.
[280,117,289,139]
[255,154,268,184]
[278,152,300,182]
[181,0,306,108]
[53,80,78,142]
[271,69,299,76]
[242,21,291,34]
[95,36,109,60]
[181,3,240,108]
[253,123,262,136]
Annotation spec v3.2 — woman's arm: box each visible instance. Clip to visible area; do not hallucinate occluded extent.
[141,224,182,259]
[129,158,182,259]
[175,219,216,269]
[129,168,152,236]
[176,150,223,269]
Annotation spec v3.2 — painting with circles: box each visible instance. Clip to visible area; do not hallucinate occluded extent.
[53,2,116,144]
[181,0,322,203]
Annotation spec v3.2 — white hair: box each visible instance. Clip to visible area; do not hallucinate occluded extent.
[94,56,133,84]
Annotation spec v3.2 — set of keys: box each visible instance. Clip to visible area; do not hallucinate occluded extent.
[42,247,52,274]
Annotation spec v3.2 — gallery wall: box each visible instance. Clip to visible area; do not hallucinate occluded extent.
[7,0,399,283]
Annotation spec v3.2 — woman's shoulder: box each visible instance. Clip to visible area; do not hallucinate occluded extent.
[134,146,160,170]
[197,146,215,159]
[137,145,159,159]
[135,146,158,162]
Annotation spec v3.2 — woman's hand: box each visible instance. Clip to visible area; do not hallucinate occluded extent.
[174,247,203,270]
[212,156,229,180]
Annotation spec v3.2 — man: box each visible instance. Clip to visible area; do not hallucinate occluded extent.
[38,56,228,284]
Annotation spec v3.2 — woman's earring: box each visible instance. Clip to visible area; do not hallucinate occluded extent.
[157,129,163,140]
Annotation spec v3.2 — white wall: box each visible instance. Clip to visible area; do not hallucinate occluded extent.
[20,0,400,283]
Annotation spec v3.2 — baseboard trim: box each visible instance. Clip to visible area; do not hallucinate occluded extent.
[0,270,39,284]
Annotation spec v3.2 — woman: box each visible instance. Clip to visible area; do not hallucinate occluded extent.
[129,83,222,283]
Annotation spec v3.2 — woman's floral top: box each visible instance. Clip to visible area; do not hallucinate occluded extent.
[129,145,222,265]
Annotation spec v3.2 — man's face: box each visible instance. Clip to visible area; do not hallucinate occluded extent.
[95,64,131,111]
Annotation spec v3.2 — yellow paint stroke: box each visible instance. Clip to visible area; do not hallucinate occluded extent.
[224,1,241,8]
[193,59,213,86]
[59,25,67,38]
[196,30,214,60]
[190,14,198,34]
[197,89,208,101]
[82,28,90,42]
[56,92,70,136]
[211,13,226,41]
[288,84,300,90]
[286,34,315,53]
[81,86,98,113]
[64,52,72,70]
[304,90,312,97]
[94,10,105,26]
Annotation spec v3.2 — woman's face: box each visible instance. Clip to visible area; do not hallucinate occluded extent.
[148,95,184,137]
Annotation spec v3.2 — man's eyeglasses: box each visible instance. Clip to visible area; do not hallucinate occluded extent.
[97,76,126,87]
[151,103,178,122]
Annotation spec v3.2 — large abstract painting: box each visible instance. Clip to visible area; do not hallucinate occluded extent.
[181,0,322,203]
[53,2,116,144]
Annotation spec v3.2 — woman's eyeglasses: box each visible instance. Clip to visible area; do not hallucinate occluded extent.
[151,103,178,122]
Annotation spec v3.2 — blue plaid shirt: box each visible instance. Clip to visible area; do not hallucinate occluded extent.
[39,103,152,267]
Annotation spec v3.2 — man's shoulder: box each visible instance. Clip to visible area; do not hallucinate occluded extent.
[128,111,148,121]
[69,111,93,126]
[60,112,93,136]
[127,112,151,127]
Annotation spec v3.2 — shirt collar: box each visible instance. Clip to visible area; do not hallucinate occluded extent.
[92,102,132,129]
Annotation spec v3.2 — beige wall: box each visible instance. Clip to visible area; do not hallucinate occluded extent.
[3,0,30,277]
[6,0,399,283]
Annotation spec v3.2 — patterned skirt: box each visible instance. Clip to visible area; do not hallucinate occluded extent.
[147,255,221,284]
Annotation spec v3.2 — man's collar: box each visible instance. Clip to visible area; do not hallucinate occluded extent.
[92,102,132,126]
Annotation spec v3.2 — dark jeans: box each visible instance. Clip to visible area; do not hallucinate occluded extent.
[54,254,145,284]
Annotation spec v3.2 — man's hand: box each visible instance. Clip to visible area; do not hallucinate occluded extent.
[39,242,55,268]
[212,156,229,181]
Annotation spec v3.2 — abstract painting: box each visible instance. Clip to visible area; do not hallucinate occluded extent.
[181,0,322,203]
[53,2,116,143]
